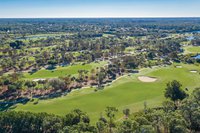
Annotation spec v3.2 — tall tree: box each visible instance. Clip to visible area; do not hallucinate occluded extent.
[164,80,187,107]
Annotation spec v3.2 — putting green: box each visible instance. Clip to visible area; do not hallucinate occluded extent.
[15,64,200,123]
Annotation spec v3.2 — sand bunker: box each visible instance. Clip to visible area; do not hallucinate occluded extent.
[138,76,157,82]
[190,70,198,73]
[176,66,182,68]
[33,78,46,82]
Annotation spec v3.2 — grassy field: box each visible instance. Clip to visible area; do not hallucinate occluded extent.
[16,33,68,41]
[23,61,107,79]
[183,46,200,54]
[14,63,200,123]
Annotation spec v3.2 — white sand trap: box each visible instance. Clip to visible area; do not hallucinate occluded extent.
[33,78,46,82]
[190,70,197,73]
[138,76,157,82]
[176,66,182,68]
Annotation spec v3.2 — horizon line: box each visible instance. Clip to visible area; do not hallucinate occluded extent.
[0,16,200,19]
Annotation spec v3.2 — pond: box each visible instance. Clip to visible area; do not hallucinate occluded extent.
[194,55,200,59]
[187,36,194,41]
[190,30,200,33]
[186,30,200,41]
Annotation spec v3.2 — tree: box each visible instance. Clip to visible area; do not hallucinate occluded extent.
[48,78,66,90]
[162,100,176,113]
[180,88,200,131]
[96,120,107,133]
[117,119,139,133]
[181,98,200,132]
[123,109,130,119]
[47,59,57,68]
[0,111,63,133]
[64,109,90,126]
[42,115,63,133]
[140,125,155,133]
[96,68,106,88]
[150,110,163,133]
[133,116,155,133]
[63,109,96,133]
[164,80,187,107]
[192,87,200,104]
[9,41,25,49]
[169,113,188,133]
[105,107,118,133]
[60,75,72,90]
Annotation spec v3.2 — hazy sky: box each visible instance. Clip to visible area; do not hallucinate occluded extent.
[0,0,200,18]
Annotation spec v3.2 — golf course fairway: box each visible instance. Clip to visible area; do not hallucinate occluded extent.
[14,63,200,123]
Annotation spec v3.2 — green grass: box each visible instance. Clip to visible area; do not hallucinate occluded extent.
[14,63,200,123]
[125,47,135,54]
[23,61,107,79]
[183,46,200,54]
[16,33,68,41]
[103,33,115,37]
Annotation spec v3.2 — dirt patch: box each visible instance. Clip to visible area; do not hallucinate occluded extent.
[138,76,157,82]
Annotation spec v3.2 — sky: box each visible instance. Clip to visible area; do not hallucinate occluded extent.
[0,0,199,18]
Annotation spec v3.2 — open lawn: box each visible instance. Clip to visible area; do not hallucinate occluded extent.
[23,61,107,79]
[14,63,200,123]
[183,46,200,54]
